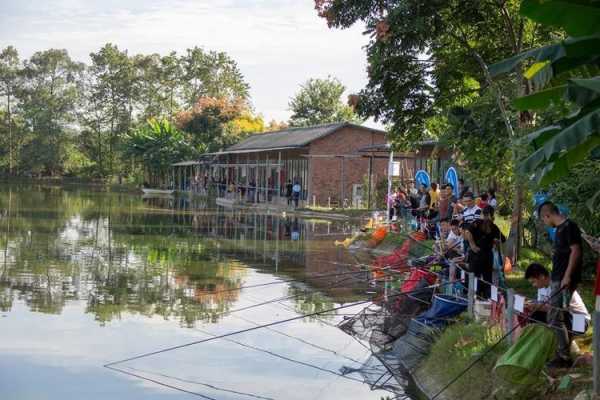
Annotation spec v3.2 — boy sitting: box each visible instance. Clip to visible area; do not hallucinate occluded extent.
[525,263,590,334]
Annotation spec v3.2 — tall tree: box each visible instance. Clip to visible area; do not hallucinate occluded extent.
[180,47,249,107]
[288,77,360,127]
[0,46,20,175]
[175,96,262,152]
[18,49,83,176]
[86,44,138,177]
[315,0,559,261]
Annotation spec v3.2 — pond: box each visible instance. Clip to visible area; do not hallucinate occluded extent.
[0,185,398,400]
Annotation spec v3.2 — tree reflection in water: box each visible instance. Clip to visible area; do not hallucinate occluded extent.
[0,185,361,327]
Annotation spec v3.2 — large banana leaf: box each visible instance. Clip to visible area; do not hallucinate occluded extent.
[521,0,600,37]
[520,108,600,174]
[512,85,567,110]
[533,135,600,185]
[489,35,600,79]
[513,77,600,110]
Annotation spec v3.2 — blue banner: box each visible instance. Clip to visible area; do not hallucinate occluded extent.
[415,170,431,188]
[445,167,459,199]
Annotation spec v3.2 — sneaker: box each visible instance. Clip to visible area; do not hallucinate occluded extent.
[546,357,573,369]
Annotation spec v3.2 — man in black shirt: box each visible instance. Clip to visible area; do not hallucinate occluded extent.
[539,201,583,367]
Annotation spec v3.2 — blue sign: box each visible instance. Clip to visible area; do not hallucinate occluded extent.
[415,170,431,188]
[445,167,459,199]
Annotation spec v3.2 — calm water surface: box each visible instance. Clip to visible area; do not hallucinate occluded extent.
[0,185,391,399]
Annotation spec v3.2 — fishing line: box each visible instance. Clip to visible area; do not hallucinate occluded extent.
[120,365,275,400]
[105,283,446,367]
[191,325,369,385]
[231,313,366,365]
[195,265,371,297]
[105,365,218,400]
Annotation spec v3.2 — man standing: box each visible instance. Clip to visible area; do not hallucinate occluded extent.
[285,180,293,206]
[292,181,301,208]
[539,201,584,367]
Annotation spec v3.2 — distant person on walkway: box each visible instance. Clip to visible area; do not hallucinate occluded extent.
[539,201,584,368]
[292,181,301,208]
[286,180,293,206]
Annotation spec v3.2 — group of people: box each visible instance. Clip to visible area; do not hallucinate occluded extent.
[423,190,587,368]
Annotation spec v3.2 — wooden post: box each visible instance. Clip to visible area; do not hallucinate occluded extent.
[468,272,475,318]
[506,289,515,345]
[446,262,456,296]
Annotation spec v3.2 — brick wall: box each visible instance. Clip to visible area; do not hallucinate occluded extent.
[308,126,388,207]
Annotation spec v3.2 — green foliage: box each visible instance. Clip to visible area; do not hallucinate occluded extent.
[550,159,600,237]
[180,46,249,107]
[17,48,84,176]
[315,0,557,147]
[123,118,194,185]
[175,96,261,153]
[0,43,252,180]
[490,1,600,187]
[288,76,361,127]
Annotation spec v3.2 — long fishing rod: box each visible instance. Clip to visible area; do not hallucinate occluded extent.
[196,265,371,298]
[192,325,370,385]
[119,365,275,400]
[231,313,366,365]
[105,365,219,400]
[105,283,446,368]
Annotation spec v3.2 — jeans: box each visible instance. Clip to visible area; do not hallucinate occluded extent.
[548,281,574,360]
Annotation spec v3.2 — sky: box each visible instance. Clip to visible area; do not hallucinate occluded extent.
[0,0,380,128]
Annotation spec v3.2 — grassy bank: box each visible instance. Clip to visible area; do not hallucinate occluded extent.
[414,319,593,400]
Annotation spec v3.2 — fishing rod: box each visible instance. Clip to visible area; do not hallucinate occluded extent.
[105,282,447,368]
[118,365,275,400]
[104,365,219,400]
[192,261,371,298]
[231,313,366,365]
[191,325,370,385]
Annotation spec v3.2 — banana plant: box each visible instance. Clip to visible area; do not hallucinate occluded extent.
[489,0,600,190]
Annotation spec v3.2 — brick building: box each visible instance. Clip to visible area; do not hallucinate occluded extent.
[203,122,390,207]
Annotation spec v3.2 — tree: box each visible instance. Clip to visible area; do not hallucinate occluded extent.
[0,46,20,175]
[123,118,194,186]
[180,47,249,107]
[314,0,560,261]
[18,49,83,176]
[490,0,600,189]
[288,77,360,127]
[175,96,262,152]
[85,43,138,177]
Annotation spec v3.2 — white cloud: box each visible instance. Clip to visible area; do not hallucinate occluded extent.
[1,0,381,127]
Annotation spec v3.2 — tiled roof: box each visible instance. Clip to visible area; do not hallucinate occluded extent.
[216,122,386,154]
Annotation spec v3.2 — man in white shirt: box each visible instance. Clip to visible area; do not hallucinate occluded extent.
[525,263,590,332]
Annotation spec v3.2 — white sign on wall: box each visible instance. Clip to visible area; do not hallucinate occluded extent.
[392,162,401,176]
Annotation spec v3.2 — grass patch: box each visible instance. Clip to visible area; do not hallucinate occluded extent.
[418,319,508,400]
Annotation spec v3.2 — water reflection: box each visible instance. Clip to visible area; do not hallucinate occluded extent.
[0,186,362,327]
[0,185,388,400]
